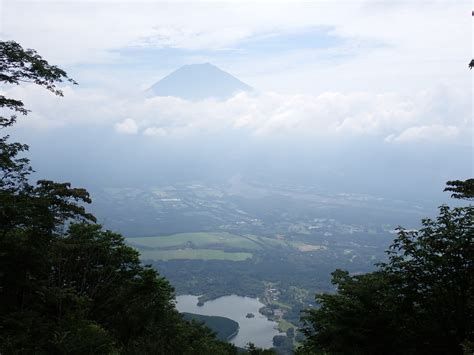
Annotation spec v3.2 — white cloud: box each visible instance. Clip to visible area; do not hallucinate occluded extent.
[114,118,138,134]
[6,84,471,144]
[385,125,460,143]
[2,84,124,130]
[143,126,167,137]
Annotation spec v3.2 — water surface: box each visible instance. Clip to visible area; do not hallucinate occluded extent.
[176,294,284,348]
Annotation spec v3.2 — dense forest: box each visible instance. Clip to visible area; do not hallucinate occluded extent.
[1,40,472,355]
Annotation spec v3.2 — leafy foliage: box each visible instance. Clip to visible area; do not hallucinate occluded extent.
[444,179,474,200]
[245,342,276,354]
[298,204,474,355]
[0,40,76,128]
[1,223,240,354]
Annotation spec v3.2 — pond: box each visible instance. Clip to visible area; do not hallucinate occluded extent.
[176,294,284,349]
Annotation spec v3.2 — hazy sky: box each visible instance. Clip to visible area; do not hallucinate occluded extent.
[0,0,472,144]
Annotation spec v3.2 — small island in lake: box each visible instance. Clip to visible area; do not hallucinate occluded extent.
[246,313,255,318]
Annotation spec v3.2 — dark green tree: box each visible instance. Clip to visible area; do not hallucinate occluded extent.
[0,40,76,128]
[298,198,473,354]
[0,40,100,353]
[298,270,405,355]
[245,342,276,354]
[444,179,474,200]
[381,205,474,354]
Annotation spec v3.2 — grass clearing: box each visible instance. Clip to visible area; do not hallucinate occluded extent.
[138,248,253,261]
[127,232,262,250]
[289,241,327,252]
[278,319,296,332]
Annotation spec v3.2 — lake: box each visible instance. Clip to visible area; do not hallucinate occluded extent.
[175,294,284,349]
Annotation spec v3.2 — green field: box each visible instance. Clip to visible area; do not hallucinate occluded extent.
[138,248,252,261]
[277,318,296,332]
[128,232,262,250]
[288,241,327,252]
[125,232,314,262]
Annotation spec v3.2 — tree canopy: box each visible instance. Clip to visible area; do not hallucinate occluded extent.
[297,193,474,354]
[444,179,474,200]
[0,40,76,128]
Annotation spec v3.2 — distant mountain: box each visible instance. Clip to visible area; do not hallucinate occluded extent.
[148,63,252,100]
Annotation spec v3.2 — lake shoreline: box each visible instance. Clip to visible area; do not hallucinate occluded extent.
[178,292,268,317]
[176,294,284,348]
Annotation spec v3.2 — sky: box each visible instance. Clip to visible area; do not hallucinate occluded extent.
[1,0,472,141]
[0,0,472,200]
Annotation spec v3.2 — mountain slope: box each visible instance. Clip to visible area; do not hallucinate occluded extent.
[148,63,252,100]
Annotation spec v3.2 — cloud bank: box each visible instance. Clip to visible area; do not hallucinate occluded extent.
[5,84,470,145]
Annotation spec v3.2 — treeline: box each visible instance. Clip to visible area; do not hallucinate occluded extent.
[0,41,271,355]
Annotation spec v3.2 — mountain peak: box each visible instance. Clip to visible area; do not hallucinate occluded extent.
[148,63,252,101]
